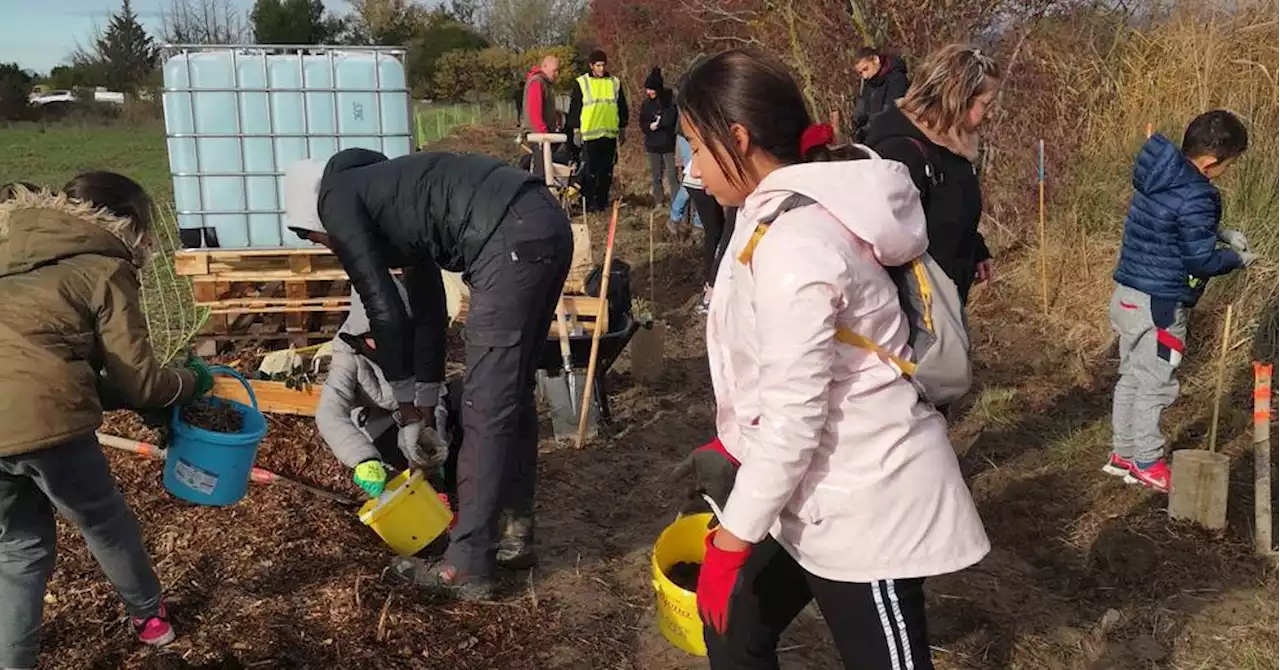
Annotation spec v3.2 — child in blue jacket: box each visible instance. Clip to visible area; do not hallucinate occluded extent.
[1107,110,1259,492]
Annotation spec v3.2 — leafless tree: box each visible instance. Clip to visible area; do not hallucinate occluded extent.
[159,0,248,45]
[478,0,585,51]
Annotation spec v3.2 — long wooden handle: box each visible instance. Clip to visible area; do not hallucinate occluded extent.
[576,203,620,448]
[1207,304,1234,453]
[97,432,357,506]
[554,299,573,366]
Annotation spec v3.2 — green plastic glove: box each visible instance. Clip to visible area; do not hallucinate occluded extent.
[185,356,215,396]
[353,460,388,498]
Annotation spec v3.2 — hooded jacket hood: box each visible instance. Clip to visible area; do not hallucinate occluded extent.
[0,187,143,278]
[1133,133,1205,195]
[872,56,908,84]
[744,157,928,267]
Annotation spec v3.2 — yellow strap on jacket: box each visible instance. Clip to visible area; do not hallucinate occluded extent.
[738,218,920,378]
[577,74,620,141]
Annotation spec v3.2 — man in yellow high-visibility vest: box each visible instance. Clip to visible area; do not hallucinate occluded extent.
[567,49,629,213]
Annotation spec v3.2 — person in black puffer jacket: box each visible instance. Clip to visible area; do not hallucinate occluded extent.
[865,44,1001,306]
[640,67,679,204]
[851,47,910,143]
[283,148,572,602]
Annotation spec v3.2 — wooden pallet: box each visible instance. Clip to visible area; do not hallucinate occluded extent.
[177,248,353,352]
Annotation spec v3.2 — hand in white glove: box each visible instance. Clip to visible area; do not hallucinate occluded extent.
[417,427,449,468]
[1239,251,1260,268]
[1220,229,1252,253]
[649,121,659,131]
[396,419,426,468]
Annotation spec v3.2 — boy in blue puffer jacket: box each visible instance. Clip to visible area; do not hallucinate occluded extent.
[1106,110,1258,493]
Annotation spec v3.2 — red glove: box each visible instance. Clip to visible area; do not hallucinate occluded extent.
[698,437,740,466]
[696,532,752,635]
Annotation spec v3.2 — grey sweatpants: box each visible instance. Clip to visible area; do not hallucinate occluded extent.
[1109,284,1189,465]
[647,152,678,203]
[0,434,163,668]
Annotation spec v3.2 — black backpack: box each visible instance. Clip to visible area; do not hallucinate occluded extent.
[585,260,632,333]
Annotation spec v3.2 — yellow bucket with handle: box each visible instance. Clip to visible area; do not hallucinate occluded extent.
[358,470,452,556]
[651,512,714,656]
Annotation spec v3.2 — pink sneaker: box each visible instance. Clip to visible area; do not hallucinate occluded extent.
[1101,453,1135,477]
[1124,459,1171,493]
[131,603,175,647]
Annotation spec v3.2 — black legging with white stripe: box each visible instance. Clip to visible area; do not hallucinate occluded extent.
[704,537,932,670]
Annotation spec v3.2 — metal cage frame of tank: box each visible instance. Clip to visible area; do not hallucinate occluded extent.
[160,44,414,250]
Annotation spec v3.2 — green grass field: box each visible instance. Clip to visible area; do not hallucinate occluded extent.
[1,123,173,199]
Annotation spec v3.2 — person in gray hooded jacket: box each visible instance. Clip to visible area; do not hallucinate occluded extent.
[316,278,456,498]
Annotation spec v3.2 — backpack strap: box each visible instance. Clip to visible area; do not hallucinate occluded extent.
[734,191,921,378]
[902,136,942,194]
[834,328,918,377]
[736,193,816,265]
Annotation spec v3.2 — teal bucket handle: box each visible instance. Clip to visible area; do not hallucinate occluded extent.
[208,365,259,411]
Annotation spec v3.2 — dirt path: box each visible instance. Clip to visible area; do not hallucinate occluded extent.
[42,128,1277,669]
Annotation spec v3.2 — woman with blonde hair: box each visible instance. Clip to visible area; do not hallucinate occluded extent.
[865,43,1001,304]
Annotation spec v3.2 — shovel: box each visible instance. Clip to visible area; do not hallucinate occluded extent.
[554,299,578,414]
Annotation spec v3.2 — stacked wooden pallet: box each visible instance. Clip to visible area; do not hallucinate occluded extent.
[177,222,594,355]
[176,247,353,353]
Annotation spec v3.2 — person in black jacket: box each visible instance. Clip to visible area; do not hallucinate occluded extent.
[640,67,678,204]
[865,44,1001,305]
[851,47,910,143]
[283,148,572,601]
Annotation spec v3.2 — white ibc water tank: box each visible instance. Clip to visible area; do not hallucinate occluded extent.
[162,46,413,249]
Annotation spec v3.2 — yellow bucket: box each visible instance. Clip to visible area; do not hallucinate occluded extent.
[651,512,713,656]
[358,470,453,556]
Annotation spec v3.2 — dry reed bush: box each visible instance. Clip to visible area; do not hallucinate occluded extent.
[997,0,1278,370]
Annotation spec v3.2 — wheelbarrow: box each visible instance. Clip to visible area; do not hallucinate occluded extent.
[537,313,642,427]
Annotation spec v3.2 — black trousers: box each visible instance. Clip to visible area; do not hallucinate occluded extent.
[579,137,617,211]
[705,538,933,670]
[689,187,730,286]
[444,185,572,577]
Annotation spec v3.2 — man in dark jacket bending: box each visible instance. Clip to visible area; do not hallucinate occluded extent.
[284,149,572,600]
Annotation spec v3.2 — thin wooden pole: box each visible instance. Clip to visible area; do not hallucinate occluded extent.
[576,203,620,448]
[648,210,656,307]
[1208,304,1235,453]
[1254,362,1273,554]
[1037,139,1049,314]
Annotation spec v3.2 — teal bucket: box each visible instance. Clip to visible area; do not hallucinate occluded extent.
[163,366,268,506]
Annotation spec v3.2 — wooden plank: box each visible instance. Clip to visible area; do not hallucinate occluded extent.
[548,294,608,338]
[211,377,322,416]
[567,223,594,293]
[188,268,353,282]
[192,281,227,333]
[178,247,333,259]
[208,302,352,314]
[285,280,310,333]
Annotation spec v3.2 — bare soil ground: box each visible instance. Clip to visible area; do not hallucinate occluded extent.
[43,125,1277,670]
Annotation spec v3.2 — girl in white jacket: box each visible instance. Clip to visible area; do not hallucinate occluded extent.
[679,49,990,669]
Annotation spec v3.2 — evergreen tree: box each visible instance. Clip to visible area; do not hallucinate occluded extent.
[95,0,159,93]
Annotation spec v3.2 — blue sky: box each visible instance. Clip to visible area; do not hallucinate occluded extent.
[0,0,348,74]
